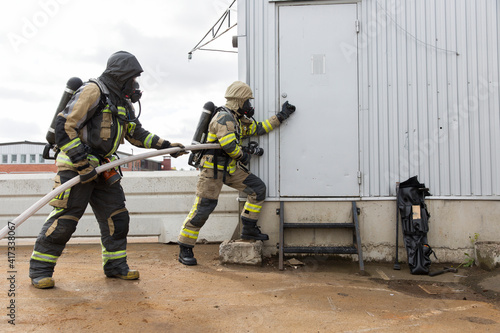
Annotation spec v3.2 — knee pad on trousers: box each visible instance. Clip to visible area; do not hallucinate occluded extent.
[109,209,130,240]
[254,183,266,201]
[190,198,218,228]
[42,218,77,246]
[243,175,267,201]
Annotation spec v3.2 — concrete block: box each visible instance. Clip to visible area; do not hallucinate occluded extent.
[475,241,500,271]
[219,240,262,265]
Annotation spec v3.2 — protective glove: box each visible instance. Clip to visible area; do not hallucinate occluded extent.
[276,101,296,123]
[238,151,251,165]
[169,142,188,158]
[74,159,97,184]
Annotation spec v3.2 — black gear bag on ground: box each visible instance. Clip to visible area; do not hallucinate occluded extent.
[397,176,435,275]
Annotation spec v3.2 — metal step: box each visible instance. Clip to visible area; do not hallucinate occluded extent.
[278,201,364,273]
[284,222,355,229]
[283,246,358,254]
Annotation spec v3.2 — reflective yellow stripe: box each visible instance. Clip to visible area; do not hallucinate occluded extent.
[102,105,126,116]
[180,229,199,239]
[244,202,262,213]
[227,145,241,158]
[45,208,64,221]
[248,122,257,134]
[218,132,240,157]
[185,196,200,221]
[106,121,123,157]
[262,120,273,133]
[102,250,126,259]
[180,197,201,240]
[181,197,199,228]
[60,138,80,152]
[202,161,237,173]
[219,133,236,146]
[117,106,127,118]
[144,133,154,148]
[207,133,217,142]
[56,152,73,166]
[31,251,59,263]
[85,154,99,164]
[100,105,125,156]
[50,189,70,203]
[101,243,127,266]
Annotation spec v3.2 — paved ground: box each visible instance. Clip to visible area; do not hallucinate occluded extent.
[0,241,499,332]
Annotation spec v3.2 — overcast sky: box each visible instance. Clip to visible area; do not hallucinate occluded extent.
[0,0,238,170]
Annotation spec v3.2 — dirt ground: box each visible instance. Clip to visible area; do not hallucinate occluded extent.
[1,242,499,332]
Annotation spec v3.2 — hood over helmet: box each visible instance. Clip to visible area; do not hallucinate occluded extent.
[224,81,254,113]
[98,51,144,104]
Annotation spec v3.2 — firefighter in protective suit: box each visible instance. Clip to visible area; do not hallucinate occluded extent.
[178,81,296,265]
[29,51,185,288]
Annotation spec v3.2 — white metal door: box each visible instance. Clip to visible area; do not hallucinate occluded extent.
[278,3,359,197]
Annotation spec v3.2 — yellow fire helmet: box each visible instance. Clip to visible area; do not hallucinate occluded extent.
[224,81,254,111]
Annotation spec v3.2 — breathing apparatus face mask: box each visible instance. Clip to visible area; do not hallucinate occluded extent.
[238,99,254,118]
[120,77,142,122]
[123,77,142,103]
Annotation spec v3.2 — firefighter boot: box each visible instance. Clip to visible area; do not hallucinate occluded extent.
[179,244,197,266]
[105,263,140,280]
[31,277,55,289]
[241,220,269,241]
[110,270,140,280]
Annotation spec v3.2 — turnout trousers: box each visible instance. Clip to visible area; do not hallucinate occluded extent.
[178,166,266,246]
[29,170,131,278]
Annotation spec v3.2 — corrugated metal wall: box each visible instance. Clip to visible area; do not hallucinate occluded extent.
[238,0,280,197]
[241,0,500,198]
[358,0,500,197]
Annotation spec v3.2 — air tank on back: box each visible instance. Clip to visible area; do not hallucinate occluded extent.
[191,101,216,144]
[45,77,83,144]
[188,101,216,167]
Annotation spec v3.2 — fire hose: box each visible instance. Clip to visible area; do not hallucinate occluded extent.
[0,143,220,240]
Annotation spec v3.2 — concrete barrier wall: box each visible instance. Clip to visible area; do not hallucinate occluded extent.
[0,171,239,244]
[1,172,499,263]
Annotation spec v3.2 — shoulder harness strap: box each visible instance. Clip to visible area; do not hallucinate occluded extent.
[88,78,117,115]
[217,106,241,141]
[212,106,237,181]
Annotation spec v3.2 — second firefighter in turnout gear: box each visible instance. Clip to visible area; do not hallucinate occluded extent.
[29,51,186,289]
[178,81,296,265]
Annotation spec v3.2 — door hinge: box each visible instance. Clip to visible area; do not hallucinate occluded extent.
[357,171,362,184]
[355,20,360,33]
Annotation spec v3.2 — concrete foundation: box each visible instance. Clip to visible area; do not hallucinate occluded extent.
[251,199,500,264]
[475,241,500,271]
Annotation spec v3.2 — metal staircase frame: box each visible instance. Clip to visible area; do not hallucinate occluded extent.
[278,201,364,272]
